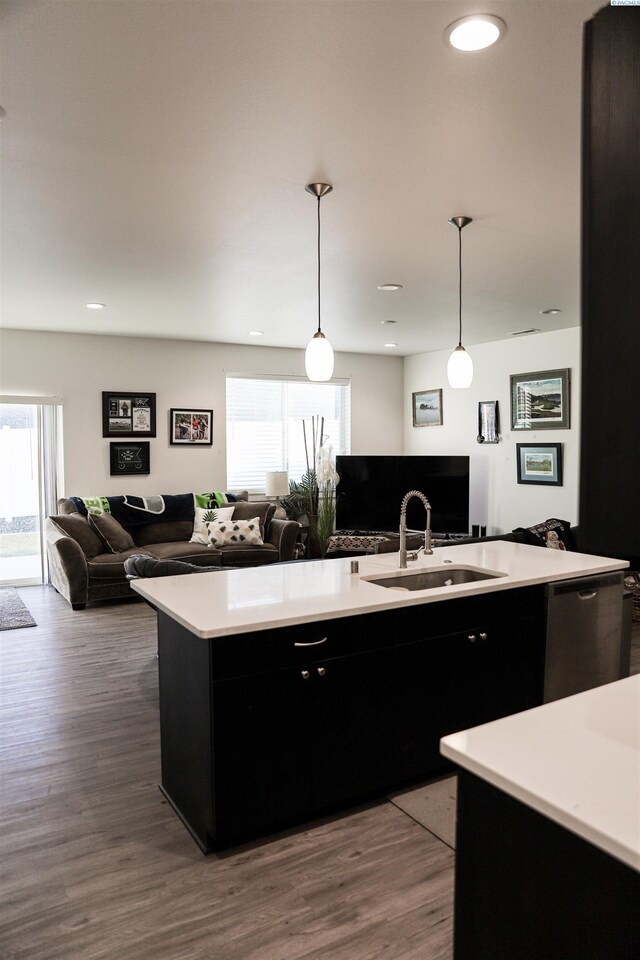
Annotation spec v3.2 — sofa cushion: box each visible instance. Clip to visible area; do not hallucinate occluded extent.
[88,512,136,553]
[132,520,194,546]
[87,547,154,579]
[231,501,275,538]
[190,506,235,545]
[51,514,104,560]
[146,542,222,566]
[218,543,279,566]
[208,518,263,548]
[512,518,575,551]
[57,498,82,516]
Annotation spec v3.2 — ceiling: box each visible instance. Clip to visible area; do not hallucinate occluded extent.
[0,0,602,358]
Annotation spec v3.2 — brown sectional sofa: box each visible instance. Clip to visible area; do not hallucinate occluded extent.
[46,495,299,609]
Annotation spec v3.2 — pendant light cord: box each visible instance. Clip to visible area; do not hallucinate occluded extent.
[457,224,463,348]
[316,196,322,335]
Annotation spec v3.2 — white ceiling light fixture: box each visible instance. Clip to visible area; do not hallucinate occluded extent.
[446,216,474,389]
[377,283,403,291]
[247,330,263,336]
[445,15,505,52]
[86,302,105,309]
[304,182,334,382]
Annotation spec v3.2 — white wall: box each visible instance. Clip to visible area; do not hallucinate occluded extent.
[0,330,404,496]
[404,328,581,533]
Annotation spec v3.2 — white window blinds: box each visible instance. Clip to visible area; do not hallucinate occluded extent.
[226,376,351,491]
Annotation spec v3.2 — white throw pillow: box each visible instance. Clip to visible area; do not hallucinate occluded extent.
[190,505,235,545]
[207,517,264,548]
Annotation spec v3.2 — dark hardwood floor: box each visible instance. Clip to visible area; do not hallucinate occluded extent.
[0,587,454,960]
[1,586,638,960]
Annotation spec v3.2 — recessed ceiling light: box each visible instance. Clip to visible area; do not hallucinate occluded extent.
[540,308,562,315]
[247,330,263,336]
[384,342,398,348]
[380,319,397,325]
[86,302,105,309]
[445,15,505,51]
[377,284,403,291]
[510,328,541,337]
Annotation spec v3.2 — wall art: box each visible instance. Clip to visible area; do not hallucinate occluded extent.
[516,443,563,486]
[170,408,213,445]
[412,388,443,428]
[109,441,150,476]
[102,392,156,437]
[477,400,500,443]
[510,369,570,430]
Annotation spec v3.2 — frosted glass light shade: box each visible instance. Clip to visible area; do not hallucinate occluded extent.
[447,345,473,388]
[305,331,334,381]
[265,470,289,497]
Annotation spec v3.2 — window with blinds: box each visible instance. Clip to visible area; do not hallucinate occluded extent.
[226,376,351,491]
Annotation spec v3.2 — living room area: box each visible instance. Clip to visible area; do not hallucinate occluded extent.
[1,1,639,958]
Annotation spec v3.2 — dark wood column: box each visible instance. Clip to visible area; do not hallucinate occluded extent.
[580,6,640,566]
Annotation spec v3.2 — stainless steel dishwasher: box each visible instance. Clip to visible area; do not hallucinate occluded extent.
[543,572,627,703]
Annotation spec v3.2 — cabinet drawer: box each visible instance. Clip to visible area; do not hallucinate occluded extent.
[210,614,392,680]
[209,586,545,680]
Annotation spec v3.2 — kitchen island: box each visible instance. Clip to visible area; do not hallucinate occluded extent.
[132,541,627,852]
[441,675,639,960]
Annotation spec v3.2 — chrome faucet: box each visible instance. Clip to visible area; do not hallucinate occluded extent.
[399,490,433,568]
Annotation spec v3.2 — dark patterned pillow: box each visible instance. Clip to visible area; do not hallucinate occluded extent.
[513,518,575,551]
[88,512,135,553]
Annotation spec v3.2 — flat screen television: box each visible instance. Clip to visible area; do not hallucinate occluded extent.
[335,455,470,535]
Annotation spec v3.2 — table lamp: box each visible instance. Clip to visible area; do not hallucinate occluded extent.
[265,470,289,519]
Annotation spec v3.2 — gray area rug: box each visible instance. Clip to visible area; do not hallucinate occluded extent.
[388,774,458,848]
[0,587,37,630]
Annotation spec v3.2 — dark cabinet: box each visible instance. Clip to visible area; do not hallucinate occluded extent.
[580,6,640,566]
[157,586,545,852]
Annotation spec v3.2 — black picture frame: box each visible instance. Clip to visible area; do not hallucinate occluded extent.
[109,441,150,476]
[510,369,570,430]
[102,392,156,438]
[412,388,443,428]
[477,400,500,444]
[516,443,563,486]
[169,408,214,445]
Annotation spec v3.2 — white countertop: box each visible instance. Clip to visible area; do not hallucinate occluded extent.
[441,675,640,871]
[131,540,627,639]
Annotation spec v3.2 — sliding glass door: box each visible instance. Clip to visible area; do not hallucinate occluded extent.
[0,398,63,586]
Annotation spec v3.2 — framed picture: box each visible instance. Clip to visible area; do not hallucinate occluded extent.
[170,408,213,445]
[102,392,156,437]
[516,443,563,486]
[412,388,443,428]
[109,441,150,476]
[477,400,500,444]
[510,369,570,430]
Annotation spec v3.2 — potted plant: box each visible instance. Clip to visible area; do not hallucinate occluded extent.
[281,415,338,558]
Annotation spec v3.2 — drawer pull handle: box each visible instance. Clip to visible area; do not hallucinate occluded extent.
[479,632,488,641]
[317,666,326,677]
[301,670,310,680]
[294,638,328,647]
[468,634,477,643]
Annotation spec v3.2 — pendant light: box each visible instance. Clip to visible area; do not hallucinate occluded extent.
[304,182,334,382]
[447,216,474,389]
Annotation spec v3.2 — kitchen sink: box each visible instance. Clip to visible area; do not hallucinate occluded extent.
[363,566,506,592]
